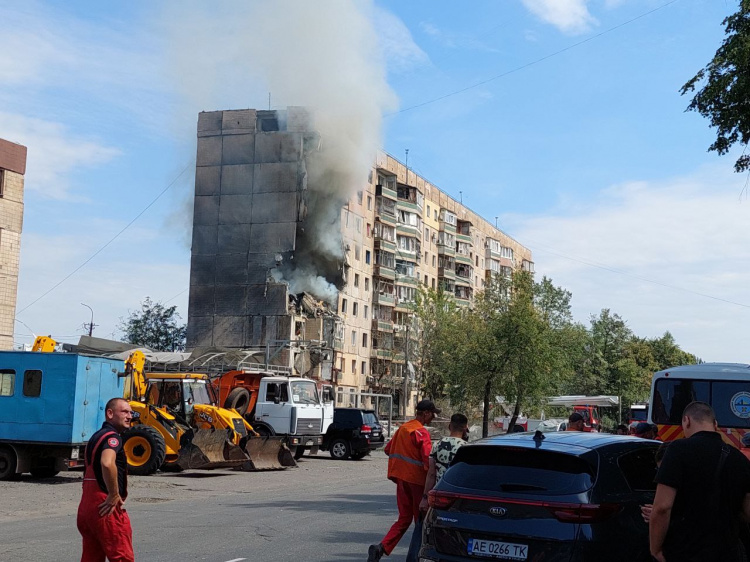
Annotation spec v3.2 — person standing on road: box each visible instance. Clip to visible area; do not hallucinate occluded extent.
[368,400,438,562]
[77,397,135,562]
[566,412,584,431]
[649,401,750,562]
[404,414,470,561]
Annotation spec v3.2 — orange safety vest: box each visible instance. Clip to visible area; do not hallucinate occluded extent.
[386,419,429,486]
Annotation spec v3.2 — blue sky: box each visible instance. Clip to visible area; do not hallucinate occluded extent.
[2,0,747,361]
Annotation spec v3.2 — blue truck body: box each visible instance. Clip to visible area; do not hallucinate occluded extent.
[0,351,125,479]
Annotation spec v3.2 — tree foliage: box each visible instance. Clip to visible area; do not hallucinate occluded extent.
[119,297,187,352]
[681,1,750,172]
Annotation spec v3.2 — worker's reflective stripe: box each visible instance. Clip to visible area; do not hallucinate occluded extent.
[389,453,423,466]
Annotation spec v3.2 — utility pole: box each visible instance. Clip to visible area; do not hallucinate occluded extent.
[402,323,409,418]
[81,303,96,337]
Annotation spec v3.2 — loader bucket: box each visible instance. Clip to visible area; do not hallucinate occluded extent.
[241,436,298,471]
[176,428,250,471]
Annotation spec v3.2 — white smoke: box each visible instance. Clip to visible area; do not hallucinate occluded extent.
[165,0,403,303]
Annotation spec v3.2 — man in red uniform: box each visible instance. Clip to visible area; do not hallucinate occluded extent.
[368,400,439,562]
[77,397,135,562]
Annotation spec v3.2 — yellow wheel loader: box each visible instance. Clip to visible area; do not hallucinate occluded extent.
[122,351,295,475]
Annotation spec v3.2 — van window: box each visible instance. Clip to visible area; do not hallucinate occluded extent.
[0,369,15,396]
[266,382,289,403]
[444,446,595,495]
[23,370,43,397]
[652,379,710,424]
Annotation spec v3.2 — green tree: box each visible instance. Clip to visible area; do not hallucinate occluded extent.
[120,297,187,351]
[681,1,750,172]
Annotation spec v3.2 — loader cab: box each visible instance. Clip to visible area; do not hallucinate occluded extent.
[147,377,215,426]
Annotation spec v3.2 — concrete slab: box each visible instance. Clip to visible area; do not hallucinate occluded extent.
[215,254,249,285]
[195,166,221,196]
[220,164,254,195]
[214,285,246,315]
[187,315,214,347]
[193,195,219,226]
[251,191,298,223]
[197,111,222,133]
[196,136,222,167]
[218,194,253,225]
[188,285,215,316]
[253,162,300,194]
[248,222,296,253]
[191,225,218,255]
[222,134,255,165]
[222,109,256,132]
[213,316,245,347]
[189,255,217,286]
[217,224,253,254]
[255,132,303,163]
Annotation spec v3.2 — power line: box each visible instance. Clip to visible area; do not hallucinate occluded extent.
[525,238,750,310]
[17,161,194,315]
[387,0,680,116]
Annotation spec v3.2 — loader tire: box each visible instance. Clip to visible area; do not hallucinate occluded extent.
[123,426,166,476]
[225,388,251,416]
[0,445,19,481]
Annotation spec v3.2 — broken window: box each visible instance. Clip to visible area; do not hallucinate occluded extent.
[361,362,367,376]
[352,360,357,374]
[354,274,360,288]
[365,250,371,265]
[365,277,370,291]
[353,302,358,317]
[362,333,368,348]
[357,191,363,205]
[355,245,361,261]
[367,196,372,210]
[260,117,279,132]
[364,305,368,319]
[351,330,357,346]
[341,298,347,314]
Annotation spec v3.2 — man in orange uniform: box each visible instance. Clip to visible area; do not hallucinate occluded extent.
[77,397,135,562]
[368,400,439,561]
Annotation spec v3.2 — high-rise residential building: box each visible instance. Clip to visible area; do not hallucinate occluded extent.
[187,108,532,414]
[0,139,26,350]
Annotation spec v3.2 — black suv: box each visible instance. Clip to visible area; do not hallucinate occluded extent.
[421,432,660,561]
[321,408,385,460]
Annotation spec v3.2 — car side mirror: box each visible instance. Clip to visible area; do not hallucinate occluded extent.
[273,396,280,405]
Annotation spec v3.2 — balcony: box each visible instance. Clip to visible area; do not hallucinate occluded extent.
[455,276,472,288]
[376,183,397,201]
[455,296,471,307]
[375,238,396,253]
[371,348,393,360]
[373,265,396,280]
[376,211,397,226]
[438,266,456,279]
[455,253,473,266]
[396,223,420,237]
[372,319,394,332]
[373,292,396,306]
[437,244,455,257]
[396,199,421,214]
[395,273,418,287]
[392,352,406,364]
[455,233,472,244]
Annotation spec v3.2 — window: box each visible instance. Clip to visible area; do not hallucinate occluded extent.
[345,211,350,227]
[427,204,431,216]
[365,250,371,264]
[0,369,15,396]
[367,223,372,237]
[357,190,363,205]
[424,227,429,241]
[23,370,42,397]
[367,195,372,210]
[362,361,367,375]
[424,251,428,263]
[431,278,435,289]
[354,274,360,288]
[266,382,289,402]
[351,330,357,345]
[355,245,361,261]
[432,255,436,267]
[651,379,710,425]
[424,275,428,285]
[362,333,368,347]
[0,170,4,198]
[353,302,358,316]
[618,447,659,492]
[352,360,357,374]
[364,305,368,319]
[365,277,370,291]
[356,217,362,233]
[341,298,347,314]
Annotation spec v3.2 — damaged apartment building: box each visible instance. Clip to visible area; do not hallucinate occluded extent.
[187,107,533,415]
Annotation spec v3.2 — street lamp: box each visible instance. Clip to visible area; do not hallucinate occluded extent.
[81,303,94,337]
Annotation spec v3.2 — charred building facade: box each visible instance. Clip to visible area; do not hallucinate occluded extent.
[188,108,533,414]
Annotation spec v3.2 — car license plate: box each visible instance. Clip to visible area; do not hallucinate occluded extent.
[467,538,527,560]
[305,440,314,446]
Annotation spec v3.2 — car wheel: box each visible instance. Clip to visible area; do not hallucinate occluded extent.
[293,446,306,460]
[0,446,19,481]
[329,439,351,460]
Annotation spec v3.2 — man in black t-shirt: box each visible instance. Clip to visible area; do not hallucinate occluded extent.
[77,397,135,562]
[650,401,750,562]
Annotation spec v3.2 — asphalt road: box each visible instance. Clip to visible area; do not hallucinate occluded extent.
[0,450,413,562]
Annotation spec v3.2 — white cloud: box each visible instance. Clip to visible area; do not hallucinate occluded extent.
[418,21,501,53]
[374,7,430,72]
[502,164,750,362]
[521,0,598,34]
[0,112,120,200]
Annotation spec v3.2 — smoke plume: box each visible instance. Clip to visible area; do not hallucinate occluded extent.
[165,0,399,304]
